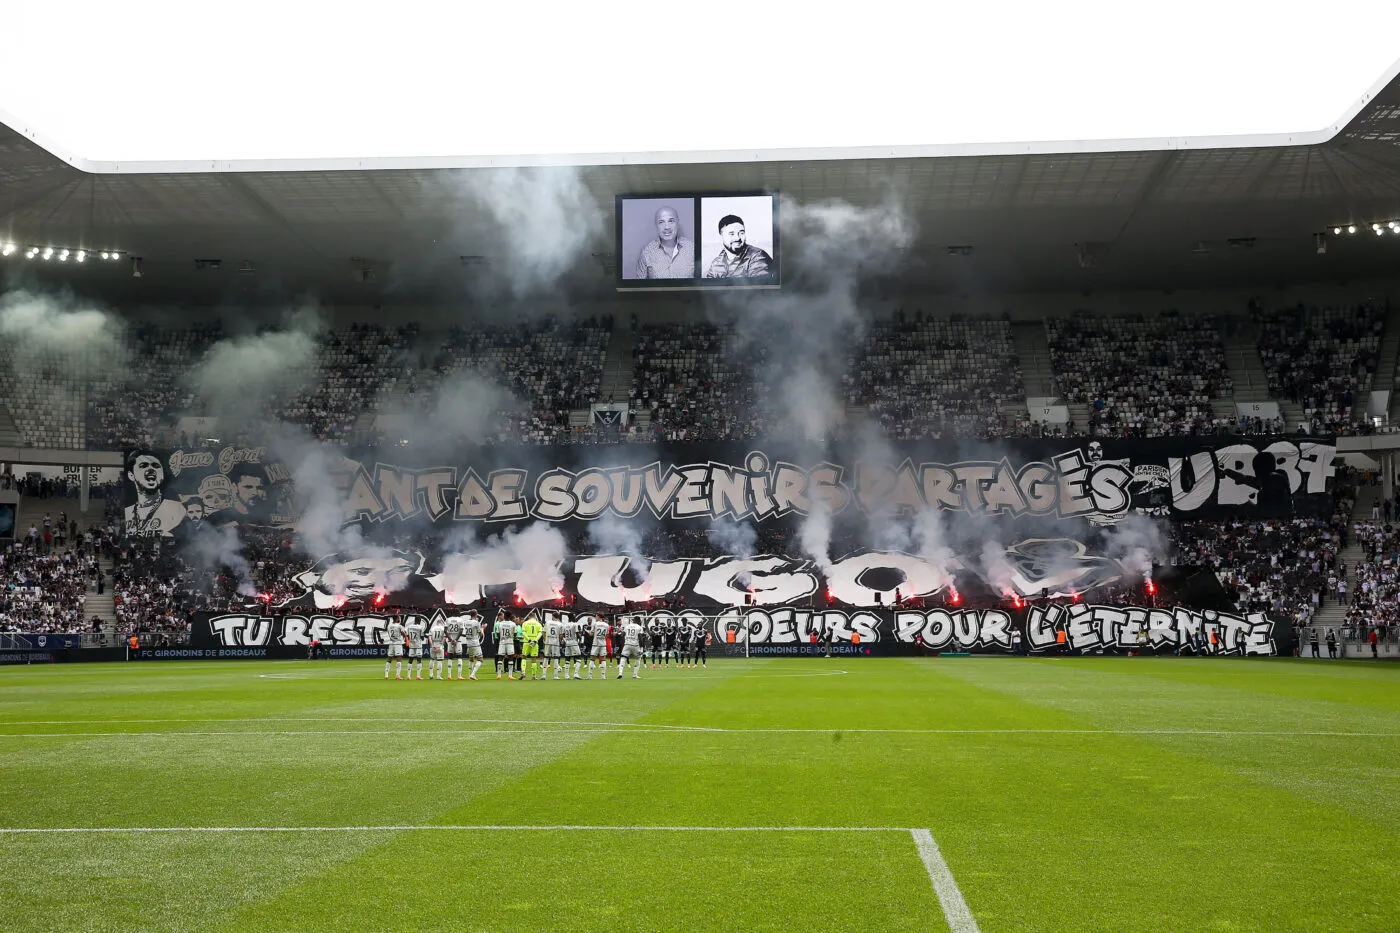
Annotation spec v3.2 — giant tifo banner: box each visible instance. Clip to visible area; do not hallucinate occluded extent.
[121,436,1335,537]
[189,605,1293,656]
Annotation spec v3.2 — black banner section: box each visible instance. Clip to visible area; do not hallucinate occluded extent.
[189,604,1292,657]
[121,436,1337,538]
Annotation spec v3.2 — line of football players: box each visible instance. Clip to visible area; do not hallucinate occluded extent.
[382,614,709,681]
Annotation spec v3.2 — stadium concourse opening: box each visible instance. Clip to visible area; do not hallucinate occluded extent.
[3,25,1400,931]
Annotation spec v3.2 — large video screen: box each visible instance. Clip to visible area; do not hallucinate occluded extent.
[616,191,779,291]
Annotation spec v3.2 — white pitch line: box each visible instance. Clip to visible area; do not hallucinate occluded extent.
[0,824,909,835]
[911,829,981,933]
[0,725,1394,738]
[0,716,722,732]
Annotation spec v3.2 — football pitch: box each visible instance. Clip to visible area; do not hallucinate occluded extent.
[0,656,1396,932]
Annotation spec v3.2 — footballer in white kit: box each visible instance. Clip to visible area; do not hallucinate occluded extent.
[617,619,644,679]
[493,616,517,680]
[587,617,611,679]
[404,618,427,680]
[426,618,447,680]
[458,615,485,680]
[544,616,564,678]
[384,618,407,679]
[561,618,583,679]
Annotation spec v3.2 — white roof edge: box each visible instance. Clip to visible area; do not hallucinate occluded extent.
[4,57,1397,176]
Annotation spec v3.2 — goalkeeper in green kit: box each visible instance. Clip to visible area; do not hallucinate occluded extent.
[520,613,544,680]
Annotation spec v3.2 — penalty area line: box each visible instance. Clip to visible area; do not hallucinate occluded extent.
[912,829,981,933]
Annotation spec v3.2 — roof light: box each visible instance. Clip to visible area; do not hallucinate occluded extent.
[1333,226,1342,235]
[75,250,86,263]
[0,243,14,257]
[58,249,69,261]
[41,247,53,260]
[1348,225,1357,234]
[26,247,38,259]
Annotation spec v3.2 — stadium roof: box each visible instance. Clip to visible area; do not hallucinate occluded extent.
[4,50,1400,303]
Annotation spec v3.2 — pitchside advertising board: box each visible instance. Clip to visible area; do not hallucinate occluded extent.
[189,605,1292,656]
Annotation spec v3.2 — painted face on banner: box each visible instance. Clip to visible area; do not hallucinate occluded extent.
[316,555,418,599]
[128,455,164,492]
[199,474,234,511]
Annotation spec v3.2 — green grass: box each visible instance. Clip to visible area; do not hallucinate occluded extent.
[0,656,1397,932]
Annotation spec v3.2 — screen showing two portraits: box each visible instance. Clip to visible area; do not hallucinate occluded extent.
[617,193,779,290]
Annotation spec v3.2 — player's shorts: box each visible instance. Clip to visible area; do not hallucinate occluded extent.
[563,645,580,658]
[590,644,609,658]
[408,647,423,659]
[430,645,445,660]
[544,644,561,658]
[522,641,540,658]
[498,642,516,656]
[449,643,463,656]
[464,644,483,660]
[387,644,404,658]
[621,645,642,660]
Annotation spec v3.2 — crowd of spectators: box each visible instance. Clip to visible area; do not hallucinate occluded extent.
[631,320,771,441]
[1255,302,1384,435]
[86,323,225,449]
[1047,312,1234,437]
[384,316,610,446]
[1171,517,1342,628]
[0,535,100,634]
[846,313,1024,440]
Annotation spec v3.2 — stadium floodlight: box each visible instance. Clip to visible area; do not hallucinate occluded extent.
[26,247,38,259]
[0,243,13,257]
[1333,226,1342,235]
[100,251,109,260]
[75,250,86,263]
[58,249,69,261]
[1348,225,1357,234]
[41,247,53,260]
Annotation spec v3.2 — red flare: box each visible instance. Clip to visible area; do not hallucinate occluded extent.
[1071,591,1081,603]
[950,589,961,605]
[332,595,348,609]
[373,591,386,606]
[1012,596,1023,609]
[1146,580,1156,594]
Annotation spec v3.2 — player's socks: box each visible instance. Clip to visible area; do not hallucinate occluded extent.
[572,660,581,679]
[384,661,390,678]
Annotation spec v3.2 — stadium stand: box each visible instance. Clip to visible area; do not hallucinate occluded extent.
[1254,302,1384,435]
[1046,312,1233,437]
[846,313,1024,439]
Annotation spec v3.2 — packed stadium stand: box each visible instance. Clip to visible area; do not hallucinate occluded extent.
[1046,312,1233,437]
[847,313,1023,439]
[4,300,1400,656]
[1254,302,1384,434]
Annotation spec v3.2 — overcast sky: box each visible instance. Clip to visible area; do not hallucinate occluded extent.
[3,1,1398,164]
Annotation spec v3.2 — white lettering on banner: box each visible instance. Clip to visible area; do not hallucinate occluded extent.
[150,441,1333,528]
[200,605,1279,655]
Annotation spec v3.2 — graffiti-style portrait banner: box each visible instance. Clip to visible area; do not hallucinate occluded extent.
[121,436,1336,538]
[190,604,1291,657]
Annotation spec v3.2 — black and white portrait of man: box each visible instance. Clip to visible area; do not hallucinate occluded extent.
[700,195,776,282]
[123,449,186,538]
[619,197,697,282]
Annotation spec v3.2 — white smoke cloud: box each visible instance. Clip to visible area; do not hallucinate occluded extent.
[1103,513,1168,582]
[588,513,650,571]
[452,166,602,298]
[184,523,256,597]
[799,502,835,575]
[186,305,324,417]
[707,519,757,560]
[440,522,569,604]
